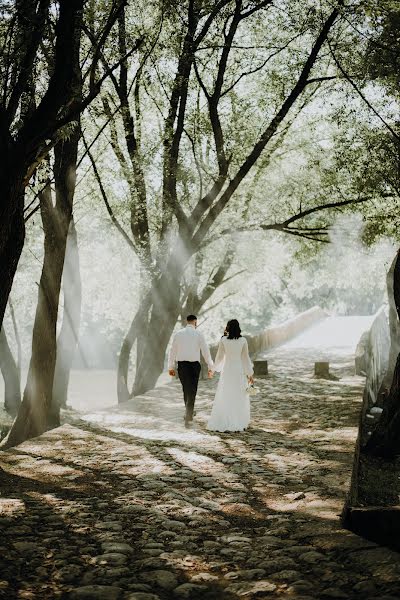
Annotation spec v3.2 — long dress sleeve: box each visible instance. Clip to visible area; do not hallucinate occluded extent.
[241,338,253,376]
[213,339,225,372]
[199,332,214,369]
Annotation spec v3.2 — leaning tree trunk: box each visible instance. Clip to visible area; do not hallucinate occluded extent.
[117,291,152,403]
[0,327,21,417]
[9,298,22,381]
[1,134,79,449]
[117,259,184,401]
[132,263,183,396]
[364,249,400,457]
[53,218,81,409]
[135,268,150,382]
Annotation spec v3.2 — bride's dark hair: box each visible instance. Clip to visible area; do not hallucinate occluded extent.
[226,319,241,339]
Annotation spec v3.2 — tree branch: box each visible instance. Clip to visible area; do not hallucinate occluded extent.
[240,0,273,19]
[221,32,303,97]
[194,0,233,46]
[17,0,84,152]
[202,191,388,247]
[87,0,128,94]
[281,193,381,227]
[329,42,400,143]
[280,228,329,243]
[199,292,238,317]
[81,130,137,253]
[190,2,344,250]
[5,0,50,124]
[305,75,338,85]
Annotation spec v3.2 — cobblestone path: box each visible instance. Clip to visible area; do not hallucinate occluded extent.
[1,317,400,600]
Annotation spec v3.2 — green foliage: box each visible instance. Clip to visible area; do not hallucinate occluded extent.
[363,1,400,94]
[5,0,400,369]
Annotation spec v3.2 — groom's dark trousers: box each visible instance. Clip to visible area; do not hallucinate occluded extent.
[177,361,201,420]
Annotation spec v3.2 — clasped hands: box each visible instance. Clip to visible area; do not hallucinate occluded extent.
[168,368,214,378]
[169,369,253,383]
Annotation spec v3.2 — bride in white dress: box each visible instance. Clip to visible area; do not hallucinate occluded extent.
[207,319,254,432]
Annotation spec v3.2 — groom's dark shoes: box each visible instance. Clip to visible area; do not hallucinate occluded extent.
[183,412,195,428]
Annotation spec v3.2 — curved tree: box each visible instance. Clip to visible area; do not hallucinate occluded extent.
[83,0,348,400]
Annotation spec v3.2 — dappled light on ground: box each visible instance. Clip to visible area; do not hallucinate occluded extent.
[0,317,399,598]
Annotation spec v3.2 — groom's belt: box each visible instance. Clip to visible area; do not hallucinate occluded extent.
[177,360,200,364]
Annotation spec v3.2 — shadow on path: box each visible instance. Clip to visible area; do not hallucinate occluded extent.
[0,334,399,599]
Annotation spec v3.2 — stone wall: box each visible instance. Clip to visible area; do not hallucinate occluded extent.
[246,306,328,357]
[201,306,327,377]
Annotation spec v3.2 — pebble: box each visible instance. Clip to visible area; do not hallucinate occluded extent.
[126,595,161,600]
[352,580,377,594]
[190,572,219,582]
[300,551,327,563]
[12,542,42,555]
[101,542,134,554]
[95,522,123,532]
[284,491,306,500]
[259,558,298,573]
[173,583,208,597]
[270,569,302,582]
[225,569,266,580]
[226,580,277,596]
[54,565,83,583]
[321,588,350,599]
[93,553,128,566]
[127,584,153,592]
[68,585,123,599]
[138,570,179,590]
[287,580,315,593]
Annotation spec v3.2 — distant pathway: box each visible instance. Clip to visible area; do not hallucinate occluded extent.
[1,316,400,599]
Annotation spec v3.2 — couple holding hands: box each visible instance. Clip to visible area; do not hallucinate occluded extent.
[168,315,254,431]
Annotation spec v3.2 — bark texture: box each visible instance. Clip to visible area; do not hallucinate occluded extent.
[0,327,21,416]
[0,0,84,330]
[1,131,79,449]
[53,219,81,408]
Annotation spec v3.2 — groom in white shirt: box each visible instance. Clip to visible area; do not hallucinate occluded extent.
[168,314,214,427]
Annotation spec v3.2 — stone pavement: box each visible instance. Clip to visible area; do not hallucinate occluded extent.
[1,318,400,599]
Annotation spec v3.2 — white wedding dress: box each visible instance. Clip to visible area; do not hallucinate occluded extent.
[207,336,254,432]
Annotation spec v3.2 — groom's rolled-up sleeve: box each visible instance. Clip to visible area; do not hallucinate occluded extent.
[168,334,178,370]
[199,333,214,370]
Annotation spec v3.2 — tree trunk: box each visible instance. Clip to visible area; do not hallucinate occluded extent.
[0,327,21,417]
[0,174,26,330]
[9,298,22,381]
[117,259,184,401]
[117,292,152,403]
[364,249,400,457]
[1,133,79,449]
[53,218,81,408]
[133,265,183,396]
